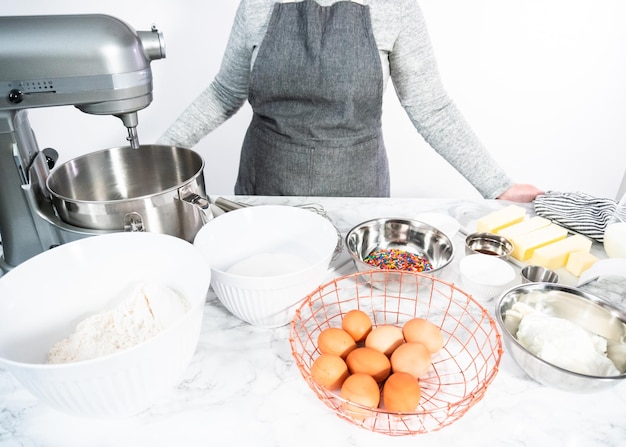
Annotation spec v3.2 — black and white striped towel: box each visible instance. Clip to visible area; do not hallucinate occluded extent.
[534,191,625,243]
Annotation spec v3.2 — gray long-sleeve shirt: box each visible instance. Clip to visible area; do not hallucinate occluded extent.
[158,0,514,199]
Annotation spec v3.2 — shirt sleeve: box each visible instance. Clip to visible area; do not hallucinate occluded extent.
[157,0,253,148]
[388,0,513,199]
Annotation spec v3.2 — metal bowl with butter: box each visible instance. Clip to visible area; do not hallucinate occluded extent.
[496,282,626,393]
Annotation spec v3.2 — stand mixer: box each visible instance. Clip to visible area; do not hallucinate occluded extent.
[0,14,166,272]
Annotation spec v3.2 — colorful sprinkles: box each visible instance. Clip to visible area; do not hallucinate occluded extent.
[363,248,433,272]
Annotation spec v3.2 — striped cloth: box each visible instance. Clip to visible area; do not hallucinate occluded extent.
[534,191,626,243]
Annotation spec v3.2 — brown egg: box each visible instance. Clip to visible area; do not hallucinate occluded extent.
[382,372,421,413]
[345,347,391,382]
[341,309,372,342]
[365,325,404,356]
[310,354,350,390]
[402,318,444,353]
[390,342,432,379]
[340,373,380,420]
[317,327,357,358]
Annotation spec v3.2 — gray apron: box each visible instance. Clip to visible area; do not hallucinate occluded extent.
[236,0,389,197]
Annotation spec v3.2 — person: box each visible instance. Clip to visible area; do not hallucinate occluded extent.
[158,0,543,202]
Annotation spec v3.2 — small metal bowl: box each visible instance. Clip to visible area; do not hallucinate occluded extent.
[345,218,454,291]
[521,265,559,284]
[496,283,626,393]
[465,232,513,260]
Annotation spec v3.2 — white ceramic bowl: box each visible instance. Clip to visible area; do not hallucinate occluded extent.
[0,232,211,418]
[194,205,338,328]
[459,254,516,300]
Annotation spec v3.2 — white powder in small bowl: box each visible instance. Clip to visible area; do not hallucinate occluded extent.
[226,252,310,277]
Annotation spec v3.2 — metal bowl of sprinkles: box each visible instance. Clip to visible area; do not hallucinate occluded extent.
[345,217,455,291]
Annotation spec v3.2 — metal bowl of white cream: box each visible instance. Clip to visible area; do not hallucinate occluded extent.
[495,283,626,393]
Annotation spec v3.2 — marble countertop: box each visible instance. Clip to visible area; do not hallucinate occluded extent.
[1,196,625,447]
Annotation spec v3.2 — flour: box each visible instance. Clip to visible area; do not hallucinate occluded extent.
[47,283,188,364]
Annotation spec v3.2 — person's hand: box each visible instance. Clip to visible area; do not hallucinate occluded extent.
[496,184,545,203]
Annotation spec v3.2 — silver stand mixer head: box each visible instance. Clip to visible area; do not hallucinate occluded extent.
[0,14,166,271]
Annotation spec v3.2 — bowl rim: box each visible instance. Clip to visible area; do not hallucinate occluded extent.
[464,231,514,256]
[0,296,205,370]
[495,282,626,380]
[344,217,455,274]
[194,204,339,279]
[0,232,210,369]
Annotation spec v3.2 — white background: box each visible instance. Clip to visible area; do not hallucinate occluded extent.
[4,0,626,200]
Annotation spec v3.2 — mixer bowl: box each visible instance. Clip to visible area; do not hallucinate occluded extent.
[46,145,209,242]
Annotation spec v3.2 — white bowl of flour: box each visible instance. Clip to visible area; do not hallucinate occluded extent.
[0,232,211,418]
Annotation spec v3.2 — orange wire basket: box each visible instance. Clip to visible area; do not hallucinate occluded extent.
[289,270,503,436]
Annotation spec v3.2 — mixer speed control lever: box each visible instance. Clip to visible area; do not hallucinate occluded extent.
[8,89,24,104]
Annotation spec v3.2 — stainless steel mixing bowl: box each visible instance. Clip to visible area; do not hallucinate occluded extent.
[345,217,454,291]
[496,282,626,392]
[46,145,209,242]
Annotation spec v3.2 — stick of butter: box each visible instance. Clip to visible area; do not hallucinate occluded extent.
[497,216,551,239]
[510,224,568,261]
[476,205,526,233]
[566,251,599,276]
[528,234,593,270]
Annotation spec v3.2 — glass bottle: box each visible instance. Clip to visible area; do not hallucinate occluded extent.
[603,191,626,258]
